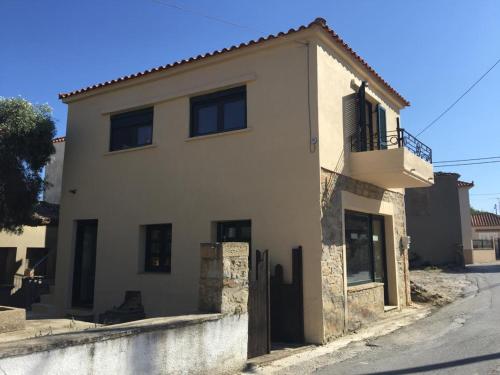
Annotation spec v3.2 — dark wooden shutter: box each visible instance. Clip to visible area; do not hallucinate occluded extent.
[377,105,387,150]
[357,82,367,151]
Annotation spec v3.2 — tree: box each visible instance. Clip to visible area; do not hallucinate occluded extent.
[470,206,489,215]
[0,97,55,233]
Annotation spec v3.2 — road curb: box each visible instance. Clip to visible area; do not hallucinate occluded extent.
[242,304,432,374]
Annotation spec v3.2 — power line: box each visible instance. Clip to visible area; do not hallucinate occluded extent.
[434,160,500,167]
[434,155,500,164]
[416,56,500,137]
[471,193,500,196]
[150,0,262,33]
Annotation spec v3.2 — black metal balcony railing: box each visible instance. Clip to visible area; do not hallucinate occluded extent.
[350,127,432,163]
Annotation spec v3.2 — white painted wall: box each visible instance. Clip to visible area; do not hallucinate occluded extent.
[0,314,247,375]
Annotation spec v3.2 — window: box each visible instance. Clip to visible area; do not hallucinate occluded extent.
[345,211,387,286]
[216,220,251,244]
[145,224,172,273]
[110,107,154,151]
[190,86,246,137]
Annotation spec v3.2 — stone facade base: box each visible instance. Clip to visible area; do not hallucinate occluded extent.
[320,169,411,342]
[346,283,384,331]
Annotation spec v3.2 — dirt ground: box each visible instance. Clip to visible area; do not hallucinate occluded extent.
[410,266,474,306]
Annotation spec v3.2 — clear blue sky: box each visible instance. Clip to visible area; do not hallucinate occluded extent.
[1,0,499,211]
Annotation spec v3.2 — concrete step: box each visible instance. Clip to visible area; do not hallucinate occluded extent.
[40,292,55,305]
[31,302,58,315]
[65,308,95,323]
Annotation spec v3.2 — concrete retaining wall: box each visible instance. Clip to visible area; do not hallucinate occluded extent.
[0,314,247,375]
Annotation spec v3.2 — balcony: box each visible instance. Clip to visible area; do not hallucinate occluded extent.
[349,127,434,189]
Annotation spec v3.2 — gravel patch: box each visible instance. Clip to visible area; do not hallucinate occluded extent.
[410,267,473,306]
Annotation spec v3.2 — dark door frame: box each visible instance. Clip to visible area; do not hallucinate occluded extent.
[72,219,98,309]
[371,215,389,304]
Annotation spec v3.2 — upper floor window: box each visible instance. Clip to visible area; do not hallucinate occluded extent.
[190,86,246,137]
[110,107,153,151]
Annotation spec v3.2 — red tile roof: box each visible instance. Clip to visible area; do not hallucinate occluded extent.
[52,136,66,143]
[471,213,500,227]
[58,18,410,106]
[457,180,474,188]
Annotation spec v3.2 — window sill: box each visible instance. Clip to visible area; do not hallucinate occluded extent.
[347,282,384,293]
[185,127,251,142]
[137,271,171,275]
[104,143,157,156]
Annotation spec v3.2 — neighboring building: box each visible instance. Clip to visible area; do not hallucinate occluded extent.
[405,172,473,266]
[52,18,433,344]
[44,137,66,204]
[0,137,65,307]
[470,212,500,263]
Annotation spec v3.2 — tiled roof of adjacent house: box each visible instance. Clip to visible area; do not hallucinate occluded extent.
[52,136,66,143]
[457,180,474,188]
[58,18,410,106]
[434,172,460,177]
[471,212,500,227]
[31,201,60,226]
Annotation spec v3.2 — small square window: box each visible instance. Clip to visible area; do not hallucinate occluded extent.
[144,224,172,273]
[110,107,154,151]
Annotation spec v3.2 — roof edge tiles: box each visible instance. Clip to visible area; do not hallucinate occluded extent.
[58,18,410,107]
[471,212,500,227]
[457,180,474,188]
[52,136,66,143]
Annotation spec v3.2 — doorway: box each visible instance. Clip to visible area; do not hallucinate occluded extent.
[0,248,17,285]
[345,211,389,304]
[72,220,98,308]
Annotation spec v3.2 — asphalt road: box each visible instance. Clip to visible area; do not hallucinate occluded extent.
[282,263,500,375]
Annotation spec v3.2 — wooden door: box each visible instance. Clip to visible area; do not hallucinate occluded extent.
[247,249,270,358]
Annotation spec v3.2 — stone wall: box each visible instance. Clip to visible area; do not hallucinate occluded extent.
[346,283,384,331]
[199,242,249,315]
[320,169,410,341]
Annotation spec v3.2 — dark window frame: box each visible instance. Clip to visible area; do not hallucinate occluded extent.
[190,86,247,137]
[109,107,154,152]
[144,224,172,273]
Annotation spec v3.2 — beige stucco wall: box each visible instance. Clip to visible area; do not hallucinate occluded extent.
[0,226,48,279]
[464,249,496,264]
[315,40,403,181]
[56,35,325,343]
[458,187,473,251]
[472,226,500,241]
